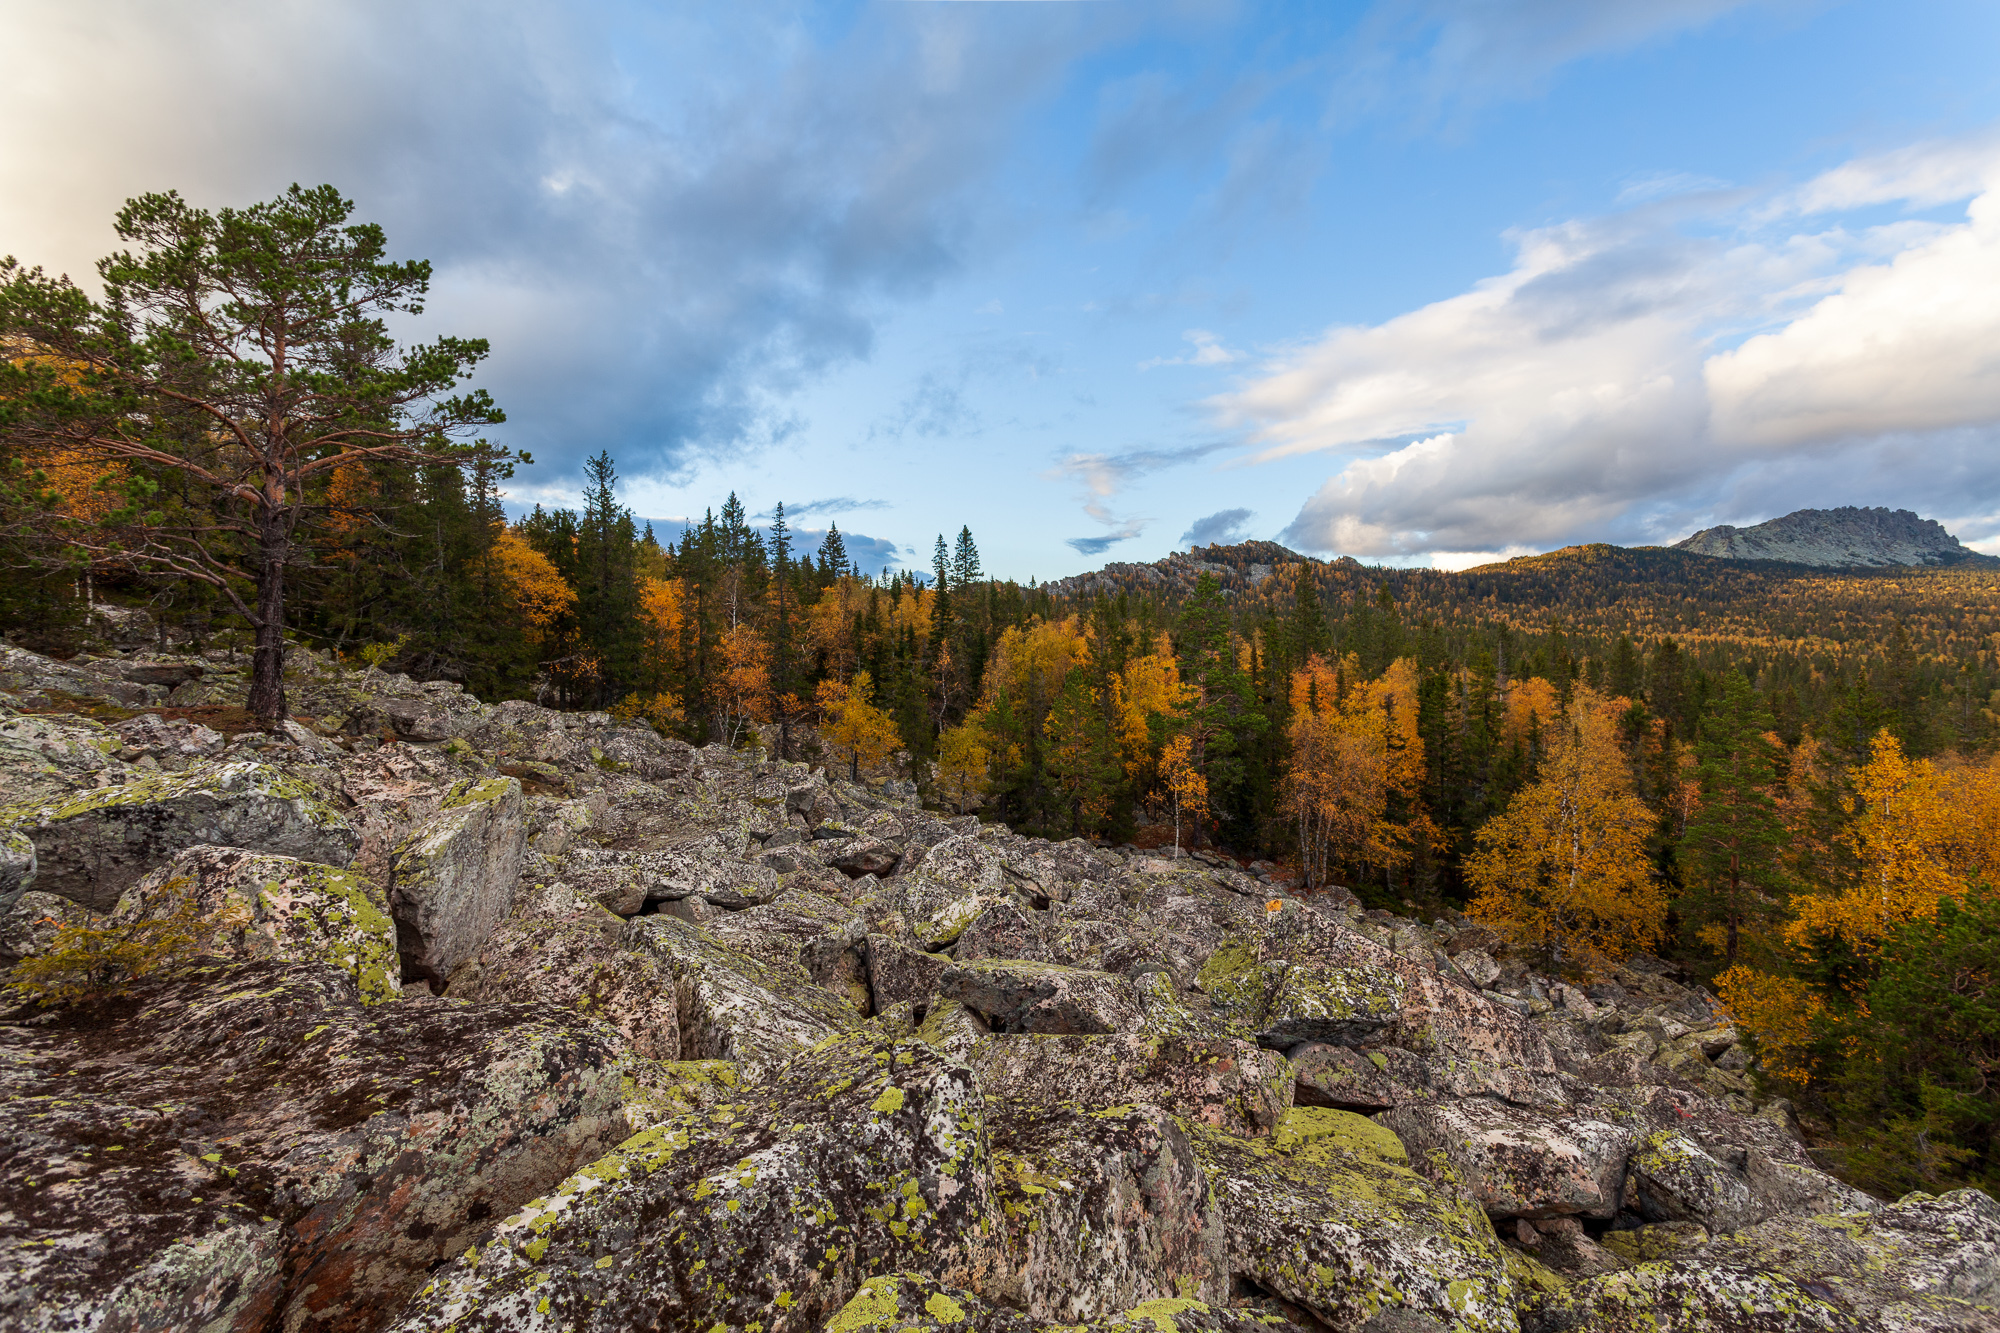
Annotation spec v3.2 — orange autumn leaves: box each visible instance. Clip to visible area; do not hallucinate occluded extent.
[1716,732,2000,1082]
[1465,685,1668,976]
[1282,655,1436,891]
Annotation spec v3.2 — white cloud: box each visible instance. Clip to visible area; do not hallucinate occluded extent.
[1210,132,2000,557]
[1140,328,1243,370]
[1430,546,1538,572]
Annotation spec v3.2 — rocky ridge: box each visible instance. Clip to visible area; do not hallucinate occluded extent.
[1671,506,1996,569]
[2,638,1997,1332]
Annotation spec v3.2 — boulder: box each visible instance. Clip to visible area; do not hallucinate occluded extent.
[114,844,400,1005]
[0,888,82,967]
[827,836,902,878]
[0,640,150,709]
[866,932,955,1011]
[943,958,1146,1035]
[385,1036,1001,1333]
[1,826,36,908]
[1190,1107,1520,1331]
[108,712,227,768]
[1683,1188,2000,1331]
[387,776,524,985]
[1520,1264,1862,1332]
[0,959,627,1333]
[955,899,1052,963]
[1292,1042,1398,1112]
[627,913,859,1080]
[446,893,683,1060]
[1381,1098,1629,1220]
[986,1100,1227,1318]
[970,1032,1291,1139]
[1626,1130,1761,1233]
[0,711,119,807]
[904,833,1010,947]
[2,759,360,912]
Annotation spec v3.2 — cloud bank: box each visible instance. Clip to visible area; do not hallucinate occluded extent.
[1209,134,2000,561]
[0,0,1099,496]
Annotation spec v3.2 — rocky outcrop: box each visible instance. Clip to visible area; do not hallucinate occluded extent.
[386,1035,1001,1333]
[6,636,2000,1333]
[0,960,628,1333]
[1672,506,1997,569]
[115,844,401,1004]
[1,758,360,911]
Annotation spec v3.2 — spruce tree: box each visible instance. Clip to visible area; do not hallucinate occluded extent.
[1679,672,1790,965]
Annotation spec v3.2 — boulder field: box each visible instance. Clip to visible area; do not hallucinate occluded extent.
[2,640,1997,1333]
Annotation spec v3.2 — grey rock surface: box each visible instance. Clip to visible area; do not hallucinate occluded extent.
[1672,505,1996,568]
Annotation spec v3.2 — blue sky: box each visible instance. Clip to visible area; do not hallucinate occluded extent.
[8,0,2000,578]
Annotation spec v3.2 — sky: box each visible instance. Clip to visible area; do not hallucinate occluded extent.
[6,0,2000,579]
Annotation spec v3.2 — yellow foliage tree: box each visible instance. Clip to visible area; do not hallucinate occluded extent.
[1501,676,1562,751]
[714,623,773,748]
[1161,732,1209,853]
[1283,654,1437,890]
[1466,684,1667,977]
[1711,965,1827,1086]
[817,671,902,780]
[489,528,575,644]
[636,575,687,691]
[1785,730,2000,955]
[1110,639,1195,786]
[934,713,995,811]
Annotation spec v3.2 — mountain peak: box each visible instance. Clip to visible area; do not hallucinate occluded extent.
[1671,506,1994,569]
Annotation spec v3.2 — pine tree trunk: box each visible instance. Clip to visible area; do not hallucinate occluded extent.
[246,518,290,729]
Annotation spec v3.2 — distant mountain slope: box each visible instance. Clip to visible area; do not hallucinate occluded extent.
[1671,506,1997,568]
[1039,537,2000,665]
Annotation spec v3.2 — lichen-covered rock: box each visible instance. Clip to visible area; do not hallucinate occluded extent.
[0,888,85,968]
[914,998,993,1062]
[114,844,400,1004]
[1627,1130,1761,1233]
[628,912,859,1080]
[957,899,1052,963]
[1,758,360,912]
[905,833,1010,947]
[447,894,683,1060]
[1597,1220,1710,1265]
[1683,1189,2000,1331]
[986,1100,1226,1318]
[944,958,1146,1036]
[0,640,150,710]
[1190,1106,1521,1332]
[1292,1041,1399,1111]
[387,775,524,984]
[1,826,36,909]
[1381,1098,1630,1221]
[1520,1262,1863,1332]
[821,1273,1308,1332]
[0,710,119,808]
[385,1036,1002,1333]
[108,711,226,768]
[1223,901,1558,1102]
[969,1033,1292,1139]
[0,959,628,1333]
[868,932,954,1011]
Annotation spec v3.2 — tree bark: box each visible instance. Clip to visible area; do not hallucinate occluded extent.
[246,516,290,728]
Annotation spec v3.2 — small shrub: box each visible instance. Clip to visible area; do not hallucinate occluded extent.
[359,634,410,670]
[6,883,213,1006]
